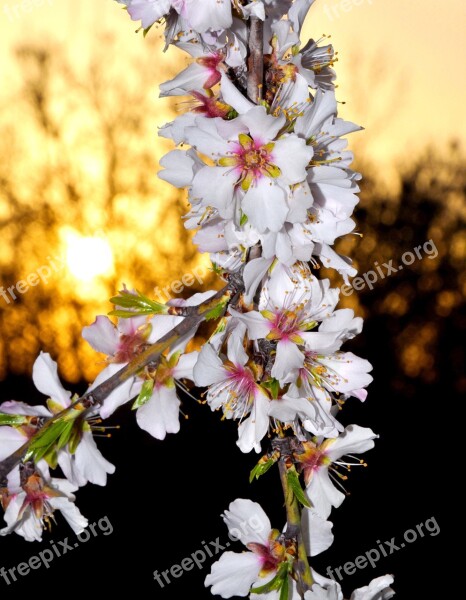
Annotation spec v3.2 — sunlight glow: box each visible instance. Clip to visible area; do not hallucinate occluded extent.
[65,233,114,282]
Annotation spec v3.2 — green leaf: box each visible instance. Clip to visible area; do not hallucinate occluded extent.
[0,413,28,426]
[240,211,248,226]
[109,289,168,318]
[132,379,154,410]
[262,378,280,399]
[287,468,311,508]
[249,455,278,483]
[203,297,228,321]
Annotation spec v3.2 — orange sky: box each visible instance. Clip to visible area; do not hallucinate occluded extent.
[0,0,465,167]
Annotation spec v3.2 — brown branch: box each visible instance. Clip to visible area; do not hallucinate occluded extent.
[247,16,264,103]
[273,437,314,596]
[0,281,242,483]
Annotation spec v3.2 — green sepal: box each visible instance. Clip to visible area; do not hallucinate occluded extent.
[262,378,280,399]
[279,572,290,600]
[287,467,311,508]
[132,379,154,410]
[240,211,248,226]
[251,562,289,594]
[143,25,153,37]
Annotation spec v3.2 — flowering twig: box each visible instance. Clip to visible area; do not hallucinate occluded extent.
[0,281,241,483]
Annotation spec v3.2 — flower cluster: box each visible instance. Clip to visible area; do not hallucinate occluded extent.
[0,1,394,599]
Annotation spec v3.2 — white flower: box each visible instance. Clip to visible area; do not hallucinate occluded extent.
[159,52,223,97]
[349,575,395,600]
[194,324,270,453]
[205,498,286,598]
[299,425,378,519]
[123,0,171,29]
[32,352,116,488]
[0,467,87,542]
[304,574,395,600]
[185,106,313,233]
[230,264,340,382]
[172,0,233,33]
[135,350,199,439]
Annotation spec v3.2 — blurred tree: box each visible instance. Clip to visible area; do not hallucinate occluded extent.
[334,142,466,394]
[0,36,209,383]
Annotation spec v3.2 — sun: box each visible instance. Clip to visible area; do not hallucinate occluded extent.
[64,232,114,282]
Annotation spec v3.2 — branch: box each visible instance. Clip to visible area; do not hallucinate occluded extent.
[247,16,264,103]
[273,437,314,596]
[0,280,242,482]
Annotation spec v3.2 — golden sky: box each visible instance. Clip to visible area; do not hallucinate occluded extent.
[0,0,465,166]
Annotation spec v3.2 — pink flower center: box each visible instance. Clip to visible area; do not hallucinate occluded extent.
[218,133,280,191]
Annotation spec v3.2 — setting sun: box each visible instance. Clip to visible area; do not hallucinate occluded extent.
[64,233,114,282]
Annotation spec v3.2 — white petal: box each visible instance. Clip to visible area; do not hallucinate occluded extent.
[158,149,196,188]
[82,316,119,355]
[271,340,305,383]
[227,322,248,366]
[307,469,344,519]
[193,344,226,386]
[242,106,285,142]
[237,390,270,453]
[301,509,334,556]
[326,425,378,461]
[90,364,137,419]
[272,136,313,185]
[242,257,274,305]
[185,118,230,158]
[350,575,395,600]
[228,308,270,340]
[0,427,26,461]
[32,352,71,408]
[50,497,88,535]
[0,400,50,417]
[74,431,115,486]
[242,179,289,233]
[223,498,271,546]
[173,351,199,380]
[220,72,254,114]
[136,387,180,440]
[205,551,261,598]
[191,166,238,217]
[160,62,211,97]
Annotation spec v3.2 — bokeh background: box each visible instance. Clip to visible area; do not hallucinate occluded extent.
[0,0,462,597]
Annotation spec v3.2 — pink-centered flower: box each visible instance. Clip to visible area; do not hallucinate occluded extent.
[205,498,288,598]
[183,106,313,233]
[297,425,378,519]
[193,325,270,453]
[0,466,87,542]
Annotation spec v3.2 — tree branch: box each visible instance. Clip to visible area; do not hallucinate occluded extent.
[274,437,314,596]
[247,16,264,103]
[0,280,242,482]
